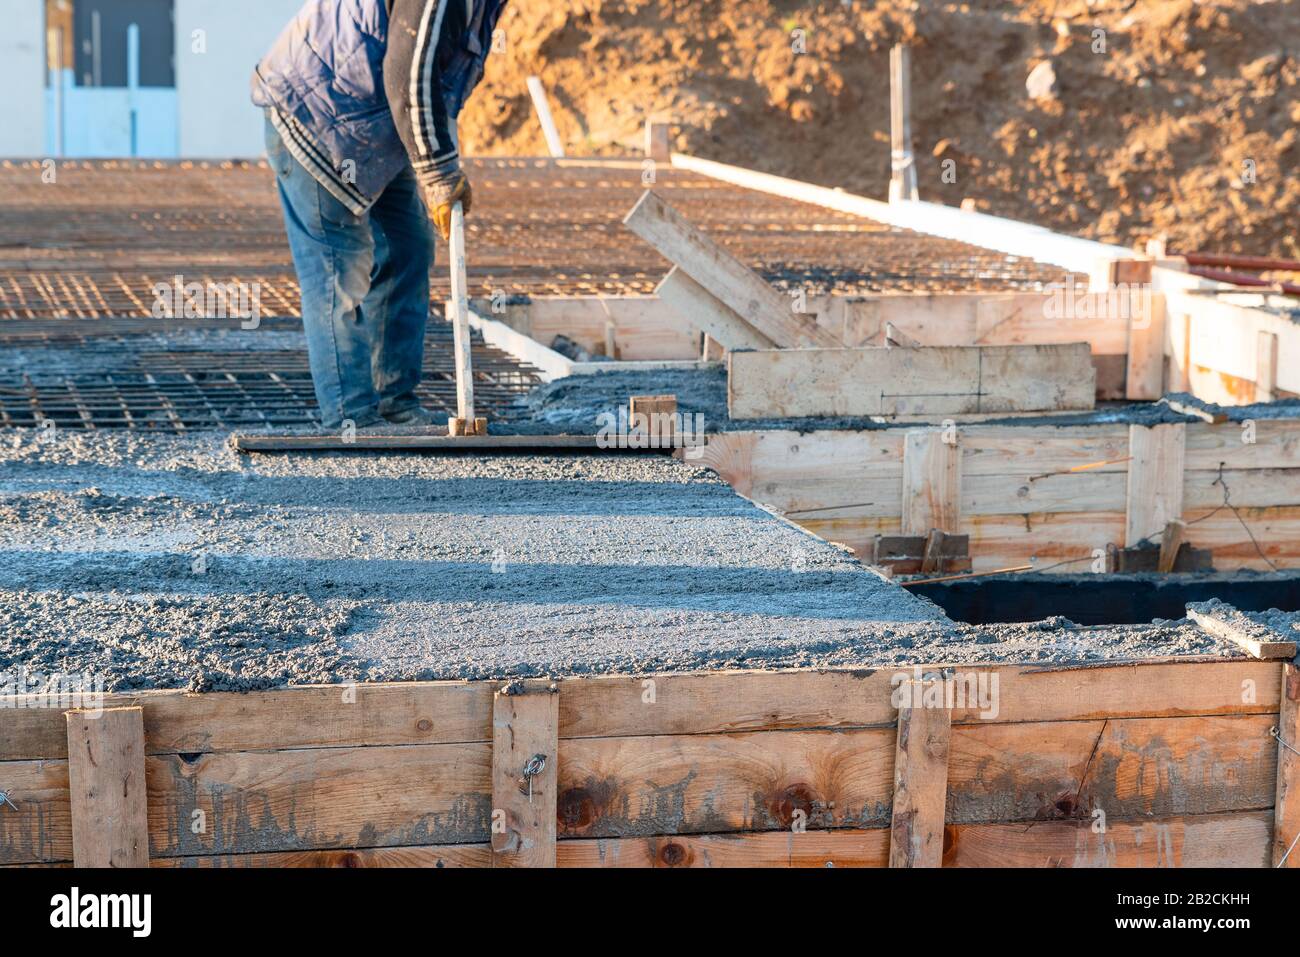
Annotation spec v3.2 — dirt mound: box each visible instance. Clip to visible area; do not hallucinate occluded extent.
[462,0,1298,257]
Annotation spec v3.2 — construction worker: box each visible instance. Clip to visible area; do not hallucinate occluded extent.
[252,0,508,430]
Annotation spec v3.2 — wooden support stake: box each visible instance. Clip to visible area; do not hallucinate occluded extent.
[1274,664,1300,867]
[920,529,945,574]
[526,76,565,158]
[625,191,839,348]
[1125,290,1167,400]
[1124,422,1185,546]
[66,706,150,868]
[884,321,921,348]
[889,676,951,867]
[1257,330,1279,403]
[491,680,559,868]
[888,45,919,203]
[1157,519,1186,573]
[902,430,961,535]
[630,394,677,447]
[644,118,671,162]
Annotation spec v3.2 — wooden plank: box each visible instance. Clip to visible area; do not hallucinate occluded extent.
[902,429,961,535]
[889,677,952,867]
[1257,330,1279,402]
[232,433,633,453]
[656,267,776,350]
[1158,519,1187,572]
[945,811,1272,868]
[555,658,1280,738]
[470,296,700,361]
[948,714,1278,824]
[1185,419,1300,471]
[447,202,476,428]
[1186,602,1298,660]
[1125,291,1167,399]
[147,743,490,861]
[727,344,1095,419]
[491,681,559,867]
[1274,664,1300,867]
[559,829,889,867]
[557,728,896,838]
[66,707,150,868]
[1125,423,1186,546]
[622,190,839,348]
[0,681,494,763]
[153,844,493,868]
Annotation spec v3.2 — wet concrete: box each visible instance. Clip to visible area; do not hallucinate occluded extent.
[0,429,1243,692]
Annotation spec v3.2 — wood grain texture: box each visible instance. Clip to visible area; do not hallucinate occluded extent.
[1125,423,1186,546]
[903,429,961,535]
[1274,664,1300,867]
[656,267,775,351]
[727,344,1095,419]
[889,678,952,867]
[623,190,837,348]
[944,811,1272,868]
[491,682,559,867]
[0,681,495,763]
[66,707,150,868]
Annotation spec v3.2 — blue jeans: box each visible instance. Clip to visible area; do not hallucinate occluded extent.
[266,118,433,429]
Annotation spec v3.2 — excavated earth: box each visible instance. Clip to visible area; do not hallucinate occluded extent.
[0,427,1244,693]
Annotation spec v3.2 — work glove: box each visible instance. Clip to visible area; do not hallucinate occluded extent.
[427,171,473,242]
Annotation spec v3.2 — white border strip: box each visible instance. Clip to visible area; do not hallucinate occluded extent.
[669,152,1135,275]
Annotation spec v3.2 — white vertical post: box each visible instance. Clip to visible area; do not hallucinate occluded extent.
[127,23,140,157]
[51,26,65,156]
[448,202,476,426]
[889,44,919,203]
[526,76,565,158]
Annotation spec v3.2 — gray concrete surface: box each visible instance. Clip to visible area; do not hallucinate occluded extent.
[0,429,1240,692]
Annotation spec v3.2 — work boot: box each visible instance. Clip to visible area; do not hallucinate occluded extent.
[382,406,440,426]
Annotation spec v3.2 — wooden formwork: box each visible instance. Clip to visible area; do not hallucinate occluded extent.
[1,655,1296,868]
[696,419,1300,573]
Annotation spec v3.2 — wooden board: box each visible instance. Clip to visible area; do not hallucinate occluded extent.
[1125,423,1187,546]
[656,267,776,351]
[1125,292,1167,399]
[902,430,961,534]
[556,658,1279,738]
[231,434,636,453]
[622,190,839,348]
[470,295,700,360]
[560,829,889,867]
[66,707,150,868]
[1187,603,1298,660]
[944,811,1272,868]
[727,344,1095,419]
[1274,664,1300,867]
[0,681,496,763]
[491,682,559,867]
[889,678,952,867]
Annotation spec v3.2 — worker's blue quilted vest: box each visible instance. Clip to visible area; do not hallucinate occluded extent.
[252,0,507,199]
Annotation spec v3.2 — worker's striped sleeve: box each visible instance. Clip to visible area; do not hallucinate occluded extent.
[385,0,467,200]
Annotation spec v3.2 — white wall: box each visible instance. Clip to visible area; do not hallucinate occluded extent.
[0,0,47,156]
[175,0,304,157]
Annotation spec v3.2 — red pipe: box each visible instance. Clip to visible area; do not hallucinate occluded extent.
[1182,252,1300,272]
[1187,265,1300,296]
